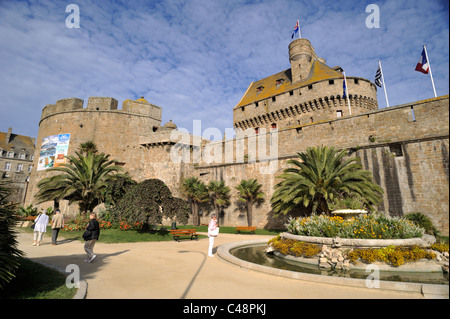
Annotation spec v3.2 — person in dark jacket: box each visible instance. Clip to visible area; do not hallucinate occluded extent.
[83,212,100,263]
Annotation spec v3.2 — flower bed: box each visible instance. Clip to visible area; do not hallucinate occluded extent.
[62,216,114,232]
[286,213,424,239]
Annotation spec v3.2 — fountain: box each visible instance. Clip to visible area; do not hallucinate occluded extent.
[331,209,367,220]
[217,239,449,297]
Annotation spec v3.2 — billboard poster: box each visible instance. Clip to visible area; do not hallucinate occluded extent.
[37,133,71,171]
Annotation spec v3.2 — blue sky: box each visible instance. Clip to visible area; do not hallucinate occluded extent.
[0,0,448,140]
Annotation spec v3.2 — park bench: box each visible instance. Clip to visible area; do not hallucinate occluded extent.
[170,229,198,242]
[235,226,257,234]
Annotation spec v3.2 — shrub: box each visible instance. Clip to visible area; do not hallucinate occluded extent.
[111,179,190,230]
[430,243,449,253]
[268,237,321,258]
[404,212,440,237]
[347,245,436,267]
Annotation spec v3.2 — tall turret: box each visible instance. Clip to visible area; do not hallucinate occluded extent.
[289,38,325,83]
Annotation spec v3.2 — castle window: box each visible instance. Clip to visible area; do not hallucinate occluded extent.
[389,144,403,157]
[255,102,259,107]
[256,86,264,93]
[4,162,11,171]
[28,165,32,173]
[19,153,25,159]
[7,151,14,158]
[336,110,343,118]
[276,79,284,87]
[255,127,259,134]
[308,84,313,90]
[241,106,245,112]
[271,123,277,130]
[272,96,276,102]
[329,80,334,85]
[354,79,359,84]
[289,90,293,96]
[16,163,23,172]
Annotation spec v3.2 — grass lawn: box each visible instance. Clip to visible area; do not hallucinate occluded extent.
[0,257,77,299]
[19,224,283,244]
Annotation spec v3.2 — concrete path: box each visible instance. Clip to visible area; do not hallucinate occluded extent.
[16,230,425,299]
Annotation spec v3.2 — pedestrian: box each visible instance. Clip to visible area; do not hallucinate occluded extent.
[51,208,64,245]
[207,213,219,257]
[83,212,100,263]
[32,210,49,246]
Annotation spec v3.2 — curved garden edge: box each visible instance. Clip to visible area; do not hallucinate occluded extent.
[28,258,88,299]
[216,239,449,298]
[280,232,437,248]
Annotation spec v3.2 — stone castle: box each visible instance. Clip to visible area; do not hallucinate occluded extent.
[24,38,449,235]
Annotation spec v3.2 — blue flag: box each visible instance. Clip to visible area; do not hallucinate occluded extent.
[343,76,347,99]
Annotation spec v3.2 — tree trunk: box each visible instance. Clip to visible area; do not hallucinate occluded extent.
[247,201,253,226]
[193,203,199,226]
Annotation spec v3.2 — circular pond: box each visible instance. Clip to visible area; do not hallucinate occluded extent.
[229,244,449,286]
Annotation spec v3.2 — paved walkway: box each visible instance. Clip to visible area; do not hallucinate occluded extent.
[17,230,425,299]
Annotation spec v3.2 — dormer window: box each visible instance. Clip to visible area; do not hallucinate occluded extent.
[276,78,284,87]
[256,86,264,93]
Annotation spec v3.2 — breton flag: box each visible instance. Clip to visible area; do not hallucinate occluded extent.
[375,60,390,107]
[415,47,429,74]
[375,64,383,87]
[291,20,300,39]
[415,45,437,97]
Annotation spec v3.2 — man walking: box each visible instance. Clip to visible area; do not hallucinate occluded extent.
[51,209,64,245]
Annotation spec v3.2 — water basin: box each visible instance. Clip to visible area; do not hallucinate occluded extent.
[230,244,449,286]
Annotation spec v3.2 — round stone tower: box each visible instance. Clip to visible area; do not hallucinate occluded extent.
[289,38,326,83]
[25,96,164,213]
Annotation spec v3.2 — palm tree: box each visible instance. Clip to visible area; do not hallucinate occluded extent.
[0,181,23,289]
[207,180,231,224]
[271,145,383,216]
[78,141,98,155]
[181,177,209,226]
[35,151,125,215]
[235,179,264,226]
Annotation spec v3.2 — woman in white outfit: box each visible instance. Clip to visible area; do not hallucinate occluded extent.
[207,214,219,257]
[32,211,49,246]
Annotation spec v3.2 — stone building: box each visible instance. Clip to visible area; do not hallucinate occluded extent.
[23,37,449,235]
[0,127,35,203]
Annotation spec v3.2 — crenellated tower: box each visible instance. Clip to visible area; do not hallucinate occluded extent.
[233,38,379,132]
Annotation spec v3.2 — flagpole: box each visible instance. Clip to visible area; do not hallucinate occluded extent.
[343,71,351,115]
[378,60,390,107]
[298,20,301,39]
[423,45,437,98]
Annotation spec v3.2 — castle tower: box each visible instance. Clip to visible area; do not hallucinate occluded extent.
[233,37,378,131]
[289,38,325,83]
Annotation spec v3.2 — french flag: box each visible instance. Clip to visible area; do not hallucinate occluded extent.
[415,47,429,74]
[291,20,299,39]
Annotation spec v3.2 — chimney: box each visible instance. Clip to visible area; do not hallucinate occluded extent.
[5,127,12,143]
